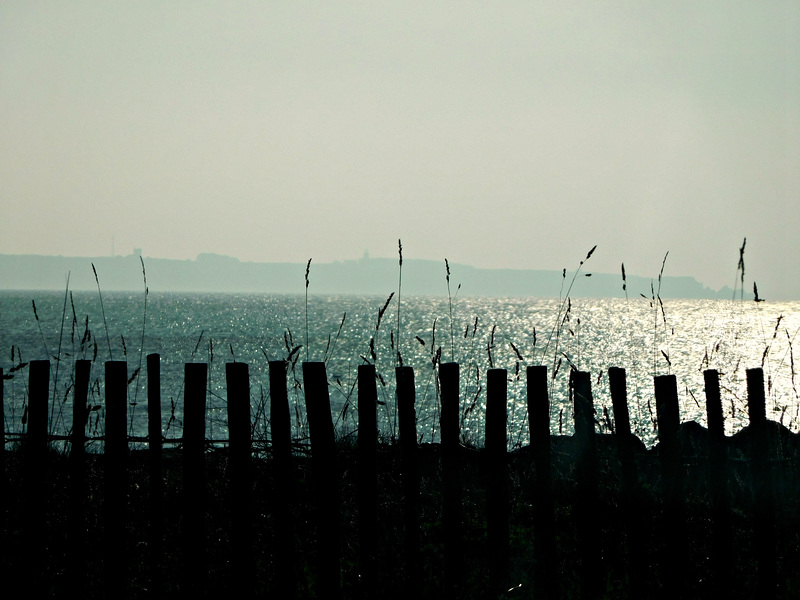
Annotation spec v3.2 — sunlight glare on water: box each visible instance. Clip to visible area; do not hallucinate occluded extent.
[2,291,799,449]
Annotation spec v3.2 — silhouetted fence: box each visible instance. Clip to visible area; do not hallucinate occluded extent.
[2,356,798,599]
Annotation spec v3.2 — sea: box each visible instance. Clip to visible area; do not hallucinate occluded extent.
[2,290,800,449]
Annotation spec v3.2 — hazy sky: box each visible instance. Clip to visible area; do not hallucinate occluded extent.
[2,2,799,296]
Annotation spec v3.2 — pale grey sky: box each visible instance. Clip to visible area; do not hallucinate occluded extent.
[2,2,799,296]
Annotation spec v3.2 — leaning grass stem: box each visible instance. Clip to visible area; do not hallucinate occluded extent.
[446,258,456,362]
[49,272,71,433]
[130,257,148,436]
[653,251,669,377]
[32,299,51,360]
[92,263,113,360]
[396,239,403,367]
[305,258,312,362]
[540,245,596,392]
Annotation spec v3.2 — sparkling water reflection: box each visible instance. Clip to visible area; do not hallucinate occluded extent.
[2,291,799,448]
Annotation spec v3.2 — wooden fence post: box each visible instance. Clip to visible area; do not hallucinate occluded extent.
[67,359,91,595]
[182,362,208,598]
[526,365,556,597]
[303,362,341,599]
[608,366,647,595]
[27,359,50,453]
[654,374,684,597]
[486,368,509,593]
[146,353,164,599]
[357,364,378,597]
[571,370,601,599]
[22,360,50,595]
[269,360,296,597]
[439,361,464,596]
[226,361,255,598]
[396,365,420,593]
[609,366,640,492]
[269,360,292,468]
[704,368,732,595]
[746,367,777,598]
[104,360,129,599]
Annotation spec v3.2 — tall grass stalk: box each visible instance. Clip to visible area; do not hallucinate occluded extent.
[92,263,113,360]
[445,259,460,362]
[31,299,50,360]
[540,245,596,381]
[49,273,71,433]
[396,239,403,367]
[734,237,746,301]
[652,251,669,377]
[130,257,148,435]
[305,258,312,362]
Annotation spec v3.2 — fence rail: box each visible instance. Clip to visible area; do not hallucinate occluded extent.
[1,356,797,599]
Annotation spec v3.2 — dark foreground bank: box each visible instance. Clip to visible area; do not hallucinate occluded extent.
[3,421,800,600]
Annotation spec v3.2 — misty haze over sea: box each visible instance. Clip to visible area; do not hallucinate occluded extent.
[0,252,744,299]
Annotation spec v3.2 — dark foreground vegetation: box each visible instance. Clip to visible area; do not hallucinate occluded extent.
[2,357,799,599]
[3,421,800,599]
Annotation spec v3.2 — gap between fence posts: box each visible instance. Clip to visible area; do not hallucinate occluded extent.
[571,370,601,600]
[526,365,556,598]
[704,368,732,597]
[439,361,464,596]
[269,359,297,598]
[357,363,378,598]
[654,374,684,598]
[67,359,90,596]
[608,366,649,597]
[227,361,255,599]
[396,365,420,594]
[746,367,777,599]
[104,360,129,600]
[486,368,509,594]
[146,353,164,599]
[303,361,342,600]
[182,362,208,598]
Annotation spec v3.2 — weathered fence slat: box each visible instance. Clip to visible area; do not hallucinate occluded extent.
[357,363,378,597]
[439,361,464,595]
[227,361,255,598]
[67,359,91,595]
[396,365,420,593]
[486,368,509,592]
[746,368,777,599]
[27,359,50,453]
[608,366,647,594]
[268,359,297,597]
[22,360,50,594]
[9,354,800,598]
[303,361,342,599]
[269,360,293,467]
[609,366,640,490]
[71,360,90,461]
[526,365,556,597]
[704,368,732,595]
[104,360,129,599]
[182,362,208,597]
[654,374,684,597]
[146,353,163,598]
[572,370,601,599]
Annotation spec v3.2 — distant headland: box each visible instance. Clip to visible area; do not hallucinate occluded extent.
[0,252,740,299]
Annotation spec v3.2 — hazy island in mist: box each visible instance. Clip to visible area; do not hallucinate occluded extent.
[1,251,740,299]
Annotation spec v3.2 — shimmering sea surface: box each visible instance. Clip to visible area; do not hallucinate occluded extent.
[2,291,800,448]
